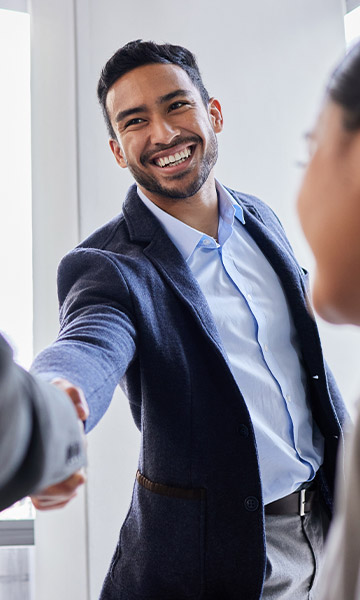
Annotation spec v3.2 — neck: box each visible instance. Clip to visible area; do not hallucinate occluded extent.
[139,173,219,239]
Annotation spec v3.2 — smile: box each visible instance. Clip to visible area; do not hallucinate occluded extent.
[153,146,192,168]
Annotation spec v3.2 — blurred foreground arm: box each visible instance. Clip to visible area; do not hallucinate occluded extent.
[0,334,87,512]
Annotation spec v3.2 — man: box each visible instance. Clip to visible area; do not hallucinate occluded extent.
[32,41,347,599]
[0,333,87,512]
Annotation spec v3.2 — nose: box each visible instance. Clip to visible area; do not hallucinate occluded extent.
[149,115,180,146]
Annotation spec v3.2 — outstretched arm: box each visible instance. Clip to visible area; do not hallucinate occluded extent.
[31,248,137,433]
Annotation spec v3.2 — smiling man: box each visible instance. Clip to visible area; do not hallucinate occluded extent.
[32,41,347,600]
[105,58,222,239]
[107,66,219,200]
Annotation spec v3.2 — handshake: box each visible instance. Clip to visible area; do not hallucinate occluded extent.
[0,334,89,513]
[30,378,89,512]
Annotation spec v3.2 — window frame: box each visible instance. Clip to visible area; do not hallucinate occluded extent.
[346,0,360,13]
[0,0,27,11]
[0,521,34,546]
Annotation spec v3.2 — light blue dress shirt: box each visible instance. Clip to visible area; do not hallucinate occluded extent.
[137,182,324,504]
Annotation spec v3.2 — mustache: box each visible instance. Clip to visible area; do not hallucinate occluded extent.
[140,135,202,166]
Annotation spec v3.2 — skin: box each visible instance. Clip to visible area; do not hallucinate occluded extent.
[107,63,223,240]
[297,100,360,326]
[33,62,224,510]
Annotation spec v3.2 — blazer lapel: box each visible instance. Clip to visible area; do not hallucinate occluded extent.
[122,185,226,357]
[242,203,305,298]
[232,192,326,375]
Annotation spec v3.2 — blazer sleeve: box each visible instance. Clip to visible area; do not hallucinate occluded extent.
[0,334,86,512]
[31,248,137,432]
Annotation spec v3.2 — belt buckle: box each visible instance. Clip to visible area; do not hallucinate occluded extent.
[299,489,306,517]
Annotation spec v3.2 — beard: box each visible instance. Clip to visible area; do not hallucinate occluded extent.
[124,131,218,200]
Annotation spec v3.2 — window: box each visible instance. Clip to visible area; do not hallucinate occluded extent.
[345,4,360,46]
[0,6,35,600]
[0,8,32,369]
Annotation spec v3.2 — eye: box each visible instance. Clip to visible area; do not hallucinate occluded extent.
[295,131,316,169]
[124,117,145,129]
[295,160,308,169]
[169,101,188,111]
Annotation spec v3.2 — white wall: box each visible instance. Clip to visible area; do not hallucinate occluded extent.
[31,1,360,599]
[30,1,87,599]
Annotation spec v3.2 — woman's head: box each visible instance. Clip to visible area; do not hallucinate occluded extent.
[297,41,360,326]
[327,41,360,131]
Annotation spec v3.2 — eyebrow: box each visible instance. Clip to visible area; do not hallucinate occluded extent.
[115,105,147,124]
[115,89,193,124]
[157,89,193,104]
[304,131,314,140]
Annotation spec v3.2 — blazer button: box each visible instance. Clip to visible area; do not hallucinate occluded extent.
[238,424,249,437]
[245,496,259,512]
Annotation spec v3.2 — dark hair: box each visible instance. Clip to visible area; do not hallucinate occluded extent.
[327,40,360,131]
[97,39,210,138]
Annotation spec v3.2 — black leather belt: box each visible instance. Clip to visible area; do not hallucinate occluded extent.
[265,487,317,516]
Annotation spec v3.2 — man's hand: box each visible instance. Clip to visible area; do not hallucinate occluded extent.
[31,379,89,511]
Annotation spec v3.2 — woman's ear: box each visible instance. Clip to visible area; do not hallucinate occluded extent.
[109,139,128,169]
[208,98,223,133]
[348,128,360,187]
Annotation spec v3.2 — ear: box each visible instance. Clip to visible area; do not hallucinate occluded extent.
[109,139,128,169]
[348,128,360,191]
[208,98,223,133]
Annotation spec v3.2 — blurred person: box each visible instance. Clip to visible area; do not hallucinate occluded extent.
[31,40,347,599]
[0,332,87,512]
[297,40,360,600]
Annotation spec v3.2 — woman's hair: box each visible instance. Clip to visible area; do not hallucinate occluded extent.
[327,40,360,131]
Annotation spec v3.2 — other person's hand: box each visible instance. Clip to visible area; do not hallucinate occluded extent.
[51,378,89,423]
[31,379,89,511]
[31,468,86,510]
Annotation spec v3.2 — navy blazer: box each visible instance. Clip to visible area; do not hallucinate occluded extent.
[32,185,346,600]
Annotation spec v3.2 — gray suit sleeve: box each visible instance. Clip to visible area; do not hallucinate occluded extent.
[0,334,86,512]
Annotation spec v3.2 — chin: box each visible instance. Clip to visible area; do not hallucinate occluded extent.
[312,281,360,326]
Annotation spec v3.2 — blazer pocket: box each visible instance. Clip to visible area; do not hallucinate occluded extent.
[110,471,206,599]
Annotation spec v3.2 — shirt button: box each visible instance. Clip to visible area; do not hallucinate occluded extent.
[286,394,291,403]
[202,239,211,246]
[238,424,249,437]
[264,344,268,352]
[247,293,252,301]
[244,496,259,512]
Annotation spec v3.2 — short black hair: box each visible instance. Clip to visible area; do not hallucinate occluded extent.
[327,40,360,131]
[97,40,210,138]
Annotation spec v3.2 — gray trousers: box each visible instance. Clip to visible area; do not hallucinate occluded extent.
[262,498,330,599]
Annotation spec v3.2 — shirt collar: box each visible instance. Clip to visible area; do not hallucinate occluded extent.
[137,180,245,261]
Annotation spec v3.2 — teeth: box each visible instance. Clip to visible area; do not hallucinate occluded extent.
[155,146,192,168]
[170,157,186,167]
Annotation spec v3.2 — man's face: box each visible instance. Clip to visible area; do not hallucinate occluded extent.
[106,63,223,202]
[297,101,360,325]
